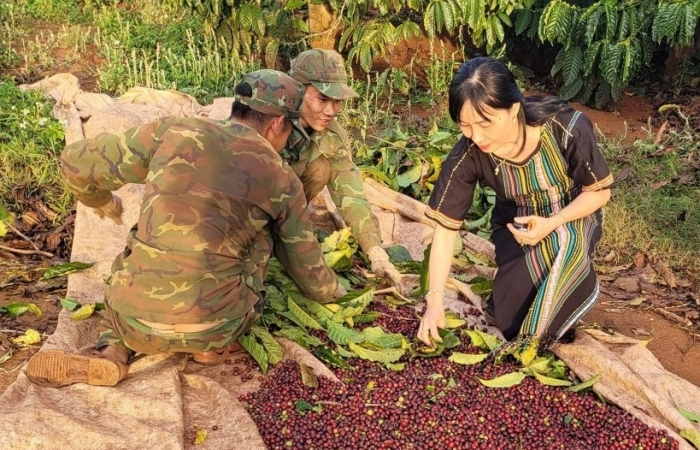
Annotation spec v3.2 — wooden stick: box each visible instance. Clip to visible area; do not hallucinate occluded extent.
[7,223,41,252]
[0,244,53,258]
[653,307,693,327]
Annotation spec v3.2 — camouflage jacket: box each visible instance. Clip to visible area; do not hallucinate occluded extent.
[281,119,382,251]
[61,117,339,324]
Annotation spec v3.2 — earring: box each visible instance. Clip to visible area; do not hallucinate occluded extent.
[512,117,516,122]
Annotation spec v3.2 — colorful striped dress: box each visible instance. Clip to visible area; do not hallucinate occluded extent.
[426,110,614,347]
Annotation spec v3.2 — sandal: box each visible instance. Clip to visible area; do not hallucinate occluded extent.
[192,340,245,365]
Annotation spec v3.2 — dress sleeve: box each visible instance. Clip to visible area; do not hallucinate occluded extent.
[426,139,477,230]
[560,112,614,192]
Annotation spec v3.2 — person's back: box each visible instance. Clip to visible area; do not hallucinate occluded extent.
[104,116,301,324]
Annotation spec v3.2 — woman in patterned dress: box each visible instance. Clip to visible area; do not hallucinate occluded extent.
[416,57,614,353]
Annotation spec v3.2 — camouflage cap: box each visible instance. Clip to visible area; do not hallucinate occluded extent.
[234,69,309,141]
[289,49,359,100]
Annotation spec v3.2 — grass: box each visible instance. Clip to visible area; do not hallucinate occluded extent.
[598,122,700,274]
[0,83,70,218]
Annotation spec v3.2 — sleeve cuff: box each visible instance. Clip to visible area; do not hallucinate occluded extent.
[425,207,463,230]
[582,173,614,192]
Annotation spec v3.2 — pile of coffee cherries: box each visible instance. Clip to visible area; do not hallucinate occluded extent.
[240,303,678,450]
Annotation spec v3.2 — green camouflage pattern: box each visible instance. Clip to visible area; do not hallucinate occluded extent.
[96,304,259,355]
[61,116,339,325]
[235,69,309,141]
[235,69,304,120]
[289,49,358,100]
[281,119,382,252]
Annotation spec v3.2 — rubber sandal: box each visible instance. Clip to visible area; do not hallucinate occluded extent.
[26,349,129,387]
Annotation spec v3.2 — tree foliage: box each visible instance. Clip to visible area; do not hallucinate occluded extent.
[172,0,700,108]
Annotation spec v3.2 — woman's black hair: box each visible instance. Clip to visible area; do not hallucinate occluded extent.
[448,57,573,155]
[230,81,273,128]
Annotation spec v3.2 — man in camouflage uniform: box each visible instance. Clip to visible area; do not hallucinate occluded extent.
[285,49,405,293]
[26,70,345,388]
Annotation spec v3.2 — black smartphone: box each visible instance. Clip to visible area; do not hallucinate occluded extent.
[512,222,529,231]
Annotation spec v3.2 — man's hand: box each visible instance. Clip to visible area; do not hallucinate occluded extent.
[93,194,123,225]
[367,246,407,296]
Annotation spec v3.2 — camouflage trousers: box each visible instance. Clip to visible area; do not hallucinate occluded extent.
[96,304,260,358]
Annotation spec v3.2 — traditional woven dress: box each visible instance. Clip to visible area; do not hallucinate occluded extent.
[427,110,614,347]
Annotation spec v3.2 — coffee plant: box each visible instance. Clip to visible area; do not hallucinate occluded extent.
[171,0,700,108]
[528,0,700,108]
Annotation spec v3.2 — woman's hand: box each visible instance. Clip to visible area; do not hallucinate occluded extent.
[506,215,561,247]
[417,294,446,347]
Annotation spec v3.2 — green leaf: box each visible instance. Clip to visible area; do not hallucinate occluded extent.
[515,9,533,35]
[239,333,269,374]
[348,342,405,363]
[362,326,403,349]
[385,245,413,263]
[396,164,422,188]
[288,292,334,323]
[335,287,374,306]
[449,352,489,365]
[551,48,566,77]
[71,303,96,321]
[354,312,379,324]
[0,302,41,318]
[680,429,700,449]
[313,346,350,368]
[584,7,603,44]
[563,46,583,86]
[679,4,697,44]
[438,328,461,349]
[41,261,95,280]
[251,326,284,365]
[532,370,574,386]
[621,43,636,84]
[678,407,700,423]
[287,296,323,330]
[326,320,364,345]
[583,41,602,75]
[385,362,406,371]
[498,12,512,27]
[295,399,314,412]
[276,328,324,348]
[444,316,466,329]
[618,8,630,39]
[60,298,81,311]
[464,329,502,351]
[478,371,528,388]
[560,79,584,101]
[594,81,612,109]
[419,244,431,296]
[600,43,622,85]
[284,0,305,10]
[424,1,437,37]
[604,3,618,40]
[569,373,601,392]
